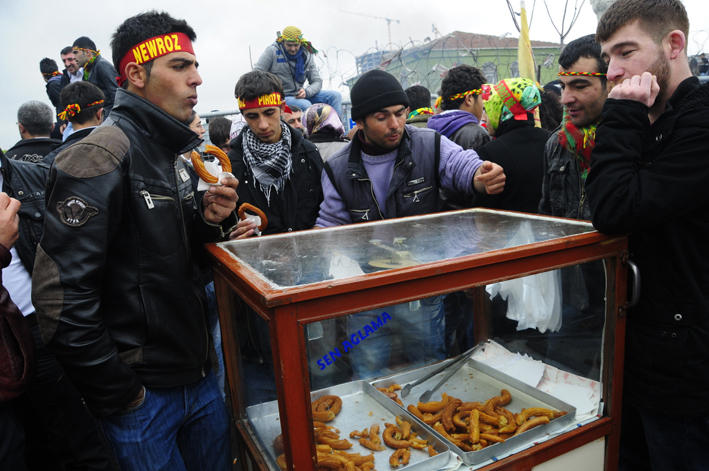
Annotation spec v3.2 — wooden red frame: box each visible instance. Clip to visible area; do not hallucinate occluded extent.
[208,215,628,471]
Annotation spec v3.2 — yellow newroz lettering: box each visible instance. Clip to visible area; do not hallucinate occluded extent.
[156,37,166,55]
[165,35,174,51]
[238,97,246,108]
[146,40,157,59]
[140,44,149,63]
[172,34,182,50]
[132,47,143,64]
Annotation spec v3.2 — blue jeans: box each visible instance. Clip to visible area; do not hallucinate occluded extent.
[286,90,342,115]
[619,401,709,471]
[347,296,445,381]
[100,372,230,471]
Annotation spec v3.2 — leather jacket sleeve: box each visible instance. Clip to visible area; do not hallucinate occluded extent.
[32,134,142,417]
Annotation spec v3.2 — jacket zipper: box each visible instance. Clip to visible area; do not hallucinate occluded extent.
[358,178,384,220]
[353,157,406,220]
[350,209,371,221]
[575,159,586,218]
[139,190,175,209]
[403,185,433,203]
[173,157,209,377]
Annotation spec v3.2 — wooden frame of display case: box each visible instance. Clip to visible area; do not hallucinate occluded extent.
[207,214,628,471]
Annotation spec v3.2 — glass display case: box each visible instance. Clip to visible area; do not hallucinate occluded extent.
[207,209,629,471]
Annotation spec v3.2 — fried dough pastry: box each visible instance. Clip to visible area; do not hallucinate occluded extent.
[192,145,232,184]
[395,416,411,439]
[515,407,555,426]
[427,445,438,457]
[273,434,285,455]
[317,431,353,450]
[276,454,288,471]
[238,203,268,232]
[389,449,411,467]
[417,393,449,413]
[441,399,462,433]
[382,425,413,449]
[514,416,550,436]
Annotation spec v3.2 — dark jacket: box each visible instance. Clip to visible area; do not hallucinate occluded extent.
[538,130,592,220]
[0,152,49,275]
[85,55,119,117]
[586,76,709,415]
[473,117,549,213]
[5,138,62,163]
[46,75,63,117]
[32,88,237,418]
[42,127,95,165]
[228,126,323,235]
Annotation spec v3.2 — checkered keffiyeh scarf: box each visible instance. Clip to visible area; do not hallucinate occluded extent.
[242,122,292,206]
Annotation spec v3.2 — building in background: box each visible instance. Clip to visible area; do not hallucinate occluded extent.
[351,31,561,93]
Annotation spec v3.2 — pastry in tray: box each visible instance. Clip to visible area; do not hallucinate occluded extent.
[273,393,443,470]
[380,387,567,452]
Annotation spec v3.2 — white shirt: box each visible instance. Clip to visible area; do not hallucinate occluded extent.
[0,167,35,316]
[69,68,84,83]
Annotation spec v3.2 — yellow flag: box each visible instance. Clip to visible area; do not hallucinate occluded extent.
[518,0,536,80]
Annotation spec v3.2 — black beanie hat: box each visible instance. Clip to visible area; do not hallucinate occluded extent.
[350,70,409,121]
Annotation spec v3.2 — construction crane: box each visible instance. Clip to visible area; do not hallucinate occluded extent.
[340,11,400,49]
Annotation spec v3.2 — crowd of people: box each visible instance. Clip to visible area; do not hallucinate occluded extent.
[1,0,709,470]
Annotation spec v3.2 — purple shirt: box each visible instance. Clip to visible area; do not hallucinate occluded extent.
[316,131,482,227]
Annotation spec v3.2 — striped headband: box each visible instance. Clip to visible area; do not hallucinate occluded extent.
[447,88,483,101]
[57,100,104,121]
[558,72,606,77]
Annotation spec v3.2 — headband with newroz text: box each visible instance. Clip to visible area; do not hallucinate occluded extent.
[118,32,195,86]
[237,93,284,110]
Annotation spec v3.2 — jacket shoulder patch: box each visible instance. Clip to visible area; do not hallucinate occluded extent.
[56,196,99,226]
[55,126,129,178]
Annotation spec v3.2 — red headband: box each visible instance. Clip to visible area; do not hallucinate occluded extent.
[237,93,284,110]
[118,32,194,86]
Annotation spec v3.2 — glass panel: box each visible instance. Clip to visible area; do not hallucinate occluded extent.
[235,297,284,471]
[304,259,607,448]
[218,209,594,288]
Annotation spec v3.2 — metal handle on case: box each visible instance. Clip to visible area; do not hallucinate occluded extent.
[626,259,640,308]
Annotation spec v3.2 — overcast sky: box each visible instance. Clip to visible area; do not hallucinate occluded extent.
[2,0,708,148]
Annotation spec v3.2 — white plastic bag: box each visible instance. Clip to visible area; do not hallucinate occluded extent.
[486,221,562,333]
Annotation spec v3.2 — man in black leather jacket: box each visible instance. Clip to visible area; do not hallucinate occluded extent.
[33,11,238,471]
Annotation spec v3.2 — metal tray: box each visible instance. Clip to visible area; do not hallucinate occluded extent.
[371,359,576,465]
[245,380,451,471]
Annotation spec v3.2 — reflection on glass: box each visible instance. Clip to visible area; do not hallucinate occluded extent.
[218,209,594,288]
[306,260,606,391]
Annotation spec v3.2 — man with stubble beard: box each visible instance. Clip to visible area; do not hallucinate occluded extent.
[588,1,709,468]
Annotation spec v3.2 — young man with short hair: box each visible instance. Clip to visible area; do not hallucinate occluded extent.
[254,26,342,114]
[43,81,105,164]
[6,101,61,162]
[588,1,709,468]
[228,69,323,239]
[72,36,119,117]
[207,116,233,154]
[538,34,610,220]
[404,85,434,128]
[60,46,83,85]
[282,103,304,130]
[39,58,64,122]
[427,64,490,151]
[33,11,238,471]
